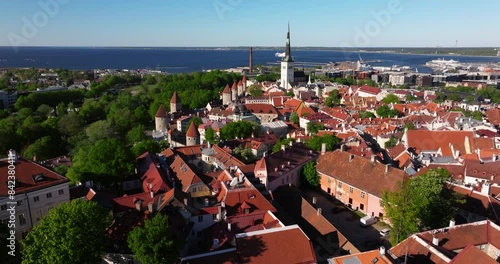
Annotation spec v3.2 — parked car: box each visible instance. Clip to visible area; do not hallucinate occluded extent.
[380,228,390,237]
[360,216,377,227]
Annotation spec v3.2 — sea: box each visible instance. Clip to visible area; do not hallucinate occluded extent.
[0,47,499,74]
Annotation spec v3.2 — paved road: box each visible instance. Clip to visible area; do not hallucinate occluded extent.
[302,189,391,252]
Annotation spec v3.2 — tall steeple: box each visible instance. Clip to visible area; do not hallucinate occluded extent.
[283,22,293,62]
[280,22,294,89]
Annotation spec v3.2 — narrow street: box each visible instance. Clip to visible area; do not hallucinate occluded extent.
[301,189,391,252]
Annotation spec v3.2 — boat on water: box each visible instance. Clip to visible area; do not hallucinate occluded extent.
[275,52,285,58]
[425,58,460,68]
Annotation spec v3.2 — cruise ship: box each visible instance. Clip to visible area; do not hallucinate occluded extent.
[425,58,460,68]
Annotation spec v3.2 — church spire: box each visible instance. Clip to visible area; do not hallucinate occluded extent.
[283,21,293,62]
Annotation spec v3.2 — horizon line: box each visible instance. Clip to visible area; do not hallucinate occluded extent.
[0,46,498,49]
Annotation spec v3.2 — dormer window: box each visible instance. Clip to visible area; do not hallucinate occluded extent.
[33,173,46,182]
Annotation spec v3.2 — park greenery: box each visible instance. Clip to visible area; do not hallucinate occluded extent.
[382,169,464,244]
[0,70,242,179]
[219,121,260,141]
[381,93,400,104]
[22,200,111,264]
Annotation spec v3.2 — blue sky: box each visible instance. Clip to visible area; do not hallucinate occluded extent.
[1,0,499,47]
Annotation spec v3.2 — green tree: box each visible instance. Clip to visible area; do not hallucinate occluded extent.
[381,181,419,245]
[22,200,111,264]
[376,105,401,118]
[302,161,320,187]
[306,122,324,135]
[324,90,341,107]
[131,140,161,157]
[187,116,203,129]
[358,110,376,119]
[23,136,59,161]
[67,138,134,185]
[405,94,418,102]
[85,120,115,143]
[36,104,54,117]
[220,121,256,141]
[58,112,84,138]
[305,134,340,151]
[382,169,464,244]
[127,124,148,144]
[204,128,219,144]
[289,112,299,124]
[384,136,399,149]
[54,165,69,176]
[233,145,256,163]
[404,122,416,130]
[272,138,295,153]
[382,93,400,104]
[128,213,182,264]
[247,84,264,97]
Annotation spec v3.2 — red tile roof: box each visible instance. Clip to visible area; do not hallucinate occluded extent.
[186,121,199,138]
[170,155,204,192]
[235,225,316,264]
[449,244,498,264]
[0,156,69,195]
[405,130,475,157]
[170,91,180,104]
[223,84,231,94]
[485,108,500,126]
[137,152,170,194]
[155,105,167,118]
[317,151,407,197]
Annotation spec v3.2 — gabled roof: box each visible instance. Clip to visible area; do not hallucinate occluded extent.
[485,108,500,126]
[235,225,316,264]
[155,104,167,118]
[231,82,237,90]
[0,156,69,195]
[405,130,475,157]
[137,152,170,194]
[317,151,407,197]
[170,155,204,192]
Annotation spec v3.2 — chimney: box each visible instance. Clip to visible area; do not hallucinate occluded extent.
[183,198,189,206]
[227,222,232,232]
[312,197,317,205]
[317,208,322,215]
[340,144,345,152]
[150,190,154,198]
[371,154,376,163]
[135,200,142,211]
[385,164,390,173]
[289,140,293,147]
[217,205,222,221]
[221,201,226,208]
[249,47,253,73]
[281,145,286,151]
[449,219,455,227]
[263,151,267,157]
[213,239,220,250]
[321,143,327,155]
[432,236,439,246]
[148,202,155,213]
[379,246,386,256]
[349,154,354,162]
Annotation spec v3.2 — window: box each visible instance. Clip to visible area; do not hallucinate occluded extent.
[0,205,6,211]
[349,187,353,193]
[17,200,23,206]
[212,214,217,220]
[338,182,342,189]
[361,192,365,198]
[33,196,39,202]
[360,203,364,210]
[46,192,52,199]
[58,189,64,195]
[19,214,26,226]
[192,187,197,193]
[198,216,203,222]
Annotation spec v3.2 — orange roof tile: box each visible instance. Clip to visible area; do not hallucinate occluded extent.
[186,121,199,138]
[155,105,167,118]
